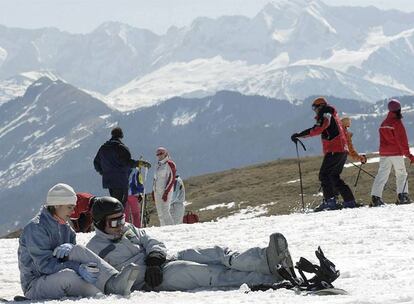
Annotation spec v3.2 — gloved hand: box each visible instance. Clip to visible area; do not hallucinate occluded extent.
[359,154,367,164]
[53,243,74,259]
[78,263,99,284]
[162,191,168,202]
[144,265,163,288]
[291,133,299,143]
[409,154,414,164]
[145,251,166,289]
[137,160,151,169]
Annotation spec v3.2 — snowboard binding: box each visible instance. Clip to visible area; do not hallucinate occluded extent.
[250,246,340,293]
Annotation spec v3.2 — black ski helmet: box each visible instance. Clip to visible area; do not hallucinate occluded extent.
[91,196,124,231]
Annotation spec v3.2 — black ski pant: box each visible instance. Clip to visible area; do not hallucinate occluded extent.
[319,152,355,202]
[109,188,128,207]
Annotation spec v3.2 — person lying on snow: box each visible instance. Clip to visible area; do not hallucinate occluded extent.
[17,183,140,300]
[86,196,293,291]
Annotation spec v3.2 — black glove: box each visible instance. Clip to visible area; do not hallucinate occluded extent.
[291,133,300,143]
[145,265,163,288]
[144,251,166,288]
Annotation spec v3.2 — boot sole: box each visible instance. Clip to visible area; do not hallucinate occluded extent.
[266,233,292,275]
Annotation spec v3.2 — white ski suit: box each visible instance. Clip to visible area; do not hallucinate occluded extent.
[86,224,282,291]
[171,175,186,224]
[153,156,176,226]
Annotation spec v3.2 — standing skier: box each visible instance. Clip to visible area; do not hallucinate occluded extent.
[291,97,357,211]
[170,174,186,225]
[18,183,140,300]
[152,147,176,226]
[93,127,150,207]
[370,99,414,206]
[341,117,367,164]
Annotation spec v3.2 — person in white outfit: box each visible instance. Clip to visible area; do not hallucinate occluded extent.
[171,174,186,224]
[18,183,140,300]
[152,147,176,226]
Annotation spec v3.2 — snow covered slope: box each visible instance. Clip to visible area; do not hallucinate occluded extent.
[107,57,411,111]
[1,204,413,303]
[0,71,58,106]
[1,1,414,106]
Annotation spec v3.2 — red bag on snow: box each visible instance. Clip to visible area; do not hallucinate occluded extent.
[183,211,199,224]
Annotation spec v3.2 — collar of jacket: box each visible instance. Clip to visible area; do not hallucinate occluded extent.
[158,156,170,166]
[40,206,68,228]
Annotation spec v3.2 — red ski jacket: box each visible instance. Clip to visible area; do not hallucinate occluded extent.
[298,104,348,154]
[379,112,413,160]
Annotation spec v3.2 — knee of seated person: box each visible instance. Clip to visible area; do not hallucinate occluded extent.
[64,270,98,297]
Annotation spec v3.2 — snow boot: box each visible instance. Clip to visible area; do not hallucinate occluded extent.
[105,263,140,296]
[266,233,294,277]
[370,196,385,207]
[396,193,412,205]
[314,197,340,212]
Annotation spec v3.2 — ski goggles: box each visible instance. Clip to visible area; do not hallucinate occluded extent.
[106,215,126,228]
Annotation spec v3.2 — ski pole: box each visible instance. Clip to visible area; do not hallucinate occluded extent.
[349,161,396,192]
[294,138,306,212]
[353,163,363,188]
[401,162,412,194]
[140,166,149,228]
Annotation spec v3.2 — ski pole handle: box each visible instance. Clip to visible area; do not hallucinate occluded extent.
[296,138,306,151]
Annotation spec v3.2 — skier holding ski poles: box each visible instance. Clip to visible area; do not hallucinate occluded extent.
[370,99,414,206]
[291,97,357,211]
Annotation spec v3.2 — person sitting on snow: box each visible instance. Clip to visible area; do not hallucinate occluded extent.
[86,196,294,292]
[18,183,140,300]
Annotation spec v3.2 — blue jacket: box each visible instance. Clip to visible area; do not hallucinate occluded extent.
[18,207,80,293]
[93,138,136,189]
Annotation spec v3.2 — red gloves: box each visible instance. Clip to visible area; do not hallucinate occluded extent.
[162,191,168,202]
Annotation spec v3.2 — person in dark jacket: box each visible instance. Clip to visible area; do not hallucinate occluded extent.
[94,127,150,206]
[370,99,414,206]
[291,97,356,211]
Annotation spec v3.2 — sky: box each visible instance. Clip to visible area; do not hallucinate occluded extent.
[0,0,414,34]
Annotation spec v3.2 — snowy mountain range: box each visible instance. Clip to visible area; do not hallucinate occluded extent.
[1,0,414,109]
[0,76,413,235]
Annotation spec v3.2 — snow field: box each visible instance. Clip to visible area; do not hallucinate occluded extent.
[0,204,413,303]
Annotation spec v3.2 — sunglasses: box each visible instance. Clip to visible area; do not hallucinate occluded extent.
[156,152,165,156]
[106,215,125,228]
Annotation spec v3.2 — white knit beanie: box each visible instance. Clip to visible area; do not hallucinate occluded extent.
[46,183,77,206]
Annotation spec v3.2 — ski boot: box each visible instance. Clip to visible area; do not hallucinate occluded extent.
[396,193,412,205]
[314,197,341,212]
[266,233,295,278]
[370,196,385,207]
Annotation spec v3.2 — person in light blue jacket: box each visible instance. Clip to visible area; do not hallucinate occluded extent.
[17,183,140,300]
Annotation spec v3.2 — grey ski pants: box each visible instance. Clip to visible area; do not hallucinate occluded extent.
[153,246,280,291]
[25,245,117,300]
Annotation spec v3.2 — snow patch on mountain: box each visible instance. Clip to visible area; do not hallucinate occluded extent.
[0,47,7,66]
[172,111,197,126]
[0,71,59,106]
